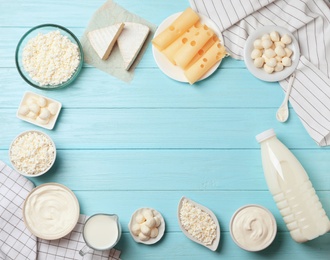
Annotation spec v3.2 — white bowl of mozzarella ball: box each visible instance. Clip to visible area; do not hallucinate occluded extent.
[244,25,300,82]
[251,31,293,74]
[128,208,165,245]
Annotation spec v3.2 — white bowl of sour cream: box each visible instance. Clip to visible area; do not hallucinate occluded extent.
[23,183,80,240]
[230,204,277,251]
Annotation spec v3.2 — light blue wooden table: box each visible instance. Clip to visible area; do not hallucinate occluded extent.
[1,0,330,259]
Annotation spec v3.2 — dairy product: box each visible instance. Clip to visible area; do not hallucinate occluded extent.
[83,214,120,250]
[23,183,79,239]
[230,205,276,251]
[179,198,217,246]
[129,208,162,242]
[256,129,330,243]
[22,30,80,86]
[10,131,56,175]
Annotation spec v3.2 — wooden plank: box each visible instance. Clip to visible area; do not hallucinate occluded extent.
[1,149,328,191]
[0,108,317,149]
[0,67,284,109]
[116,233,330,260]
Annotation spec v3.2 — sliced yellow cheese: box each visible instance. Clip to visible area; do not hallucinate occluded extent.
[186,35,219,69]
[88,23,125,60]
[152,7,200,51]
[184,41,226,85]
[117,22,150,71]
[174,24,214,69]
[162,22,202,65]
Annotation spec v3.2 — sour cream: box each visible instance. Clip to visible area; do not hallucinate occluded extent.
[230,204,277,251]
[23,183,80,240]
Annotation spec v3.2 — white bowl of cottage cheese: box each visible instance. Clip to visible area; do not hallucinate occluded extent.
[9,130,56,177]
[15,24,84,90]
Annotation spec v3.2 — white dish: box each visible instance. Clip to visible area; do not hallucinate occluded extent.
[177,196,220,251]
[128,207,165,245]
[244,25,300,82]
[9,130,56,177]
[23,183,80,240]
[152,12,224,83]
[16,91,62,130]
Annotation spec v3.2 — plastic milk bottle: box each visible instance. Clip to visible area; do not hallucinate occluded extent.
[256,129,330,243]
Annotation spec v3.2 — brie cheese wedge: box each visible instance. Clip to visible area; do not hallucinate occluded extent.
[88,23,125,60]
[117,22,150,70]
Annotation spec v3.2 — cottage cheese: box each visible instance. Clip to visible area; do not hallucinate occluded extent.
[179,199,217,245]
[22,30,80,86]
[10,131,55,175]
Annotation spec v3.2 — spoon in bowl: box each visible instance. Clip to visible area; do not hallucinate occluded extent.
[276,73,296,122]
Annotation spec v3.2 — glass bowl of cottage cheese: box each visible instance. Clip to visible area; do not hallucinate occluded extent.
[15,24,84,89]
[9,130,56,177]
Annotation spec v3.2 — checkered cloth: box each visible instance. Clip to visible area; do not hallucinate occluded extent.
[0,160,121,260]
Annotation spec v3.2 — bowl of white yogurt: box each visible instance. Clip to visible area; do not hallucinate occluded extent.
[230,204,277,251]
[9,130,56,177]
[23,183,80,240]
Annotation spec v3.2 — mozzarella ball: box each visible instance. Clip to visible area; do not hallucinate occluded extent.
[18,105,30,116]
[261,34,270,41]
[36,116,49,125]
[150,227,159,238]
[135,213,146,224]
[285,47,293,57]
[140,223,151,236]
[270,31,280,42]
[131,223,141,236]
[142,209,154,219]
[37,97,47,107]
[275,56,282,62]
[28,103,40,114]
[281,34,292,44]
[275,62,284,72]
[138,232,150,241]
[275,46,286,57]
[26,97,36,106]
[251,48,262,59]
[282,56,292,67]
[145,217,156,228]
[254,57,265,68]
[264,48,276,58]
[264,64,274,74]
[262,39,273,49]
[266,58,277,67]
[39,108,51,120]
[26,111,37,119]
[154,216,161,227]
[274,41,285,48]
[253,39,263,49]
[47,102,58,115]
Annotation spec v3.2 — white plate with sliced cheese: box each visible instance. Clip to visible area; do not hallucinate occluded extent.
[152,12,224,83]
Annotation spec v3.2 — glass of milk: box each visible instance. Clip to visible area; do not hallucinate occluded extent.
[79,213,121,256]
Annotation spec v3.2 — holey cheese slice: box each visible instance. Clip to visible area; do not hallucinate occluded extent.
[184,40,226,85]
[117,22,150,70]
[88,23,125,60]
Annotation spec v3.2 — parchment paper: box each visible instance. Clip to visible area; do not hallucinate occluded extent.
[81,0,157,82]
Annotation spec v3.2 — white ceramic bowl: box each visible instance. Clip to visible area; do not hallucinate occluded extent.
[23,183,80,240]
[244,25,300,82]
[177,196,220,251]
[230,204,277,251]
[9,130,56,177]
[128,207,165,245]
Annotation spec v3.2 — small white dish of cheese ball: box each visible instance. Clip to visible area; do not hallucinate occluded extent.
[16,91,62,130]
[244,25,300,82]
[128,207,165,245]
